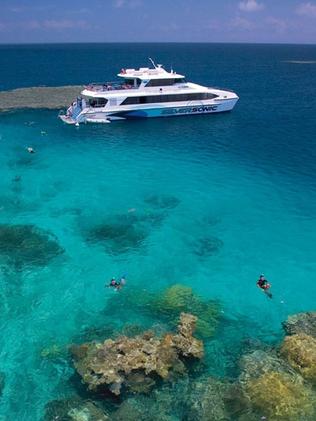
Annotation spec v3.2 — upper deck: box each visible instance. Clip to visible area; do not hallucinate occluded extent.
[82,80,191,95]
[117,64,184,80]
[81,64,187,97]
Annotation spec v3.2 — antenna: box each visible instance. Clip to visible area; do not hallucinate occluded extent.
[149,57,157,69]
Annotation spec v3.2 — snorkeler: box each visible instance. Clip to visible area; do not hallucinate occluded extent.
[119,275,127,287]
[27,147,35,154]
[107,277,120,289]
[257,274,272,299]
[106,276,126,291]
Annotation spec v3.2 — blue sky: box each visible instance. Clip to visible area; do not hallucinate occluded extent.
[0,0,315,44]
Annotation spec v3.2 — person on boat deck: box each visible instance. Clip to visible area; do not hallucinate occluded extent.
[257,274,272,298]
[77,97,82,109]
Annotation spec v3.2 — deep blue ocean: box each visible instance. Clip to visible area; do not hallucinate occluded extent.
[0,43,315,420]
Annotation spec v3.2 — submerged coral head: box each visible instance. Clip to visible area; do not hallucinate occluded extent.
[71,312,203,396]
[0,224,63,269]
[86,214,148,255]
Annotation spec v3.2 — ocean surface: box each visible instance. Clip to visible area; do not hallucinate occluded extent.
[0,43,316,420]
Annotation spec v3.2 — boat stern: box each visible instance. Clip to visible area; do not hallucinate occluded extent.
[59,113,77,125]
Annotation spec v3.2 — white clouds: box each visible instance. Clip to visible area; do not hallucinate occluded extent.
[113,0,142,8]
[0,18,91,33]
[266,17,287,33]
[25,20,41,30]
[114,0,125,7]
[42,20,89,29]
[230,16,255,30]
[296,2,316,17]
[22,19,90,30]
[10,7,24,13]
[238,0,264,12]
[228,14,288,34]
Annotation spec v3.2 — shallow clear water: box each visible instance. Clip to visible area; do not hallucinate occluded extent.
[0,43,316,420]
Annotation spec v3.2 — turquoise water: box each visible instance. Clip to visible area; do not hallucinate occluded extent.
[0,43,316,419]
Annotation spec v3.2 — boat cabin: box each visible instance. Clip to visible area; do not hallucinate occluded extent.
[117,64,185,88]
[83,64,186,95]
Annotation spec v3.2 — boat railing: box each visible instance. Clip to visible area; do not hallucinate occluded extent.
[84,82,138,92]
[208,86,236,93]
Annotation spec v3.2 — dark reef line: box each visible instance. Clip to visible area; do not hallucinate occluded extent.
[0,86,83,111]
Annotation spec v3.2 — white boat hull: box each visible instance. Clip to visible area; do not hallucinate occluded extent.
[62,97,238,124]
[86,117,111,123]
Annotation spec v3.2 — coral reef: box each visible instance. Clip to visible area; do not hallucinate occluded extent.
[0,224,63,268]
[104,288,156,316]
[86,215,147,255]
[144,194,180,210]
[111,397,174,421]
[238,335,316,420]
[67,403,109,421]
[239,349,297,384]
[103,284,221,339]
[124,371,156,394]
[0,85,84,110]
[40,344,63,359]
[192,236,224,257]
[282,311,316,338]
[187,377,231,421]
[111,378,190,421]
[74,325,117,344]
[120,323,147,338]
[44,397,109,421]
[280,333,316,383]
[222,384,251,421]
[111,400,147,421]
[71,313,203,396]
[44,307,316,420]
[85,211,165,255]
[153,284,195,314]
[43,308,316,420]
[246,371,316,421]
[151,284,221,339]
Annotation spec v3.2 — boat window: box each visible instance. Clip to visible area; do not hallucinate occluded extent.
[89,98,108,108]
[123,78,141,87]
[121,97,140,105]
[121,92,218,105]
[145,78,182,87]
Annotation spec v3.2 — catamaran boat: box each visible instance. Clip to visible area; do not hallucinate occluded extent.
[59,59,239,125]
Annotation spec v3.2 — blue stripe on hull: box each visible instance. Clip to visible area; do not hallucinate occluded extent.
[108,104,223,120]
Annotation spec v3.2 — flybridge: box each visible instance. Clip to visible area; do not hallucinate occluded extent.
[118,64,184,80]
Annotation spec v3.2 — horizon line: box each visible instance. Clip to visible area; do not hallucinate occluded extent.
[0,41,316,46]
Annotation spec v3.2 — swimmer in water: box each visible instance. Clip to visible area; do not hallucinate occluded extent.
[27,147,35,154]
[119,275,127,286]
[106,277,125,291]
[257,274,272,299]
